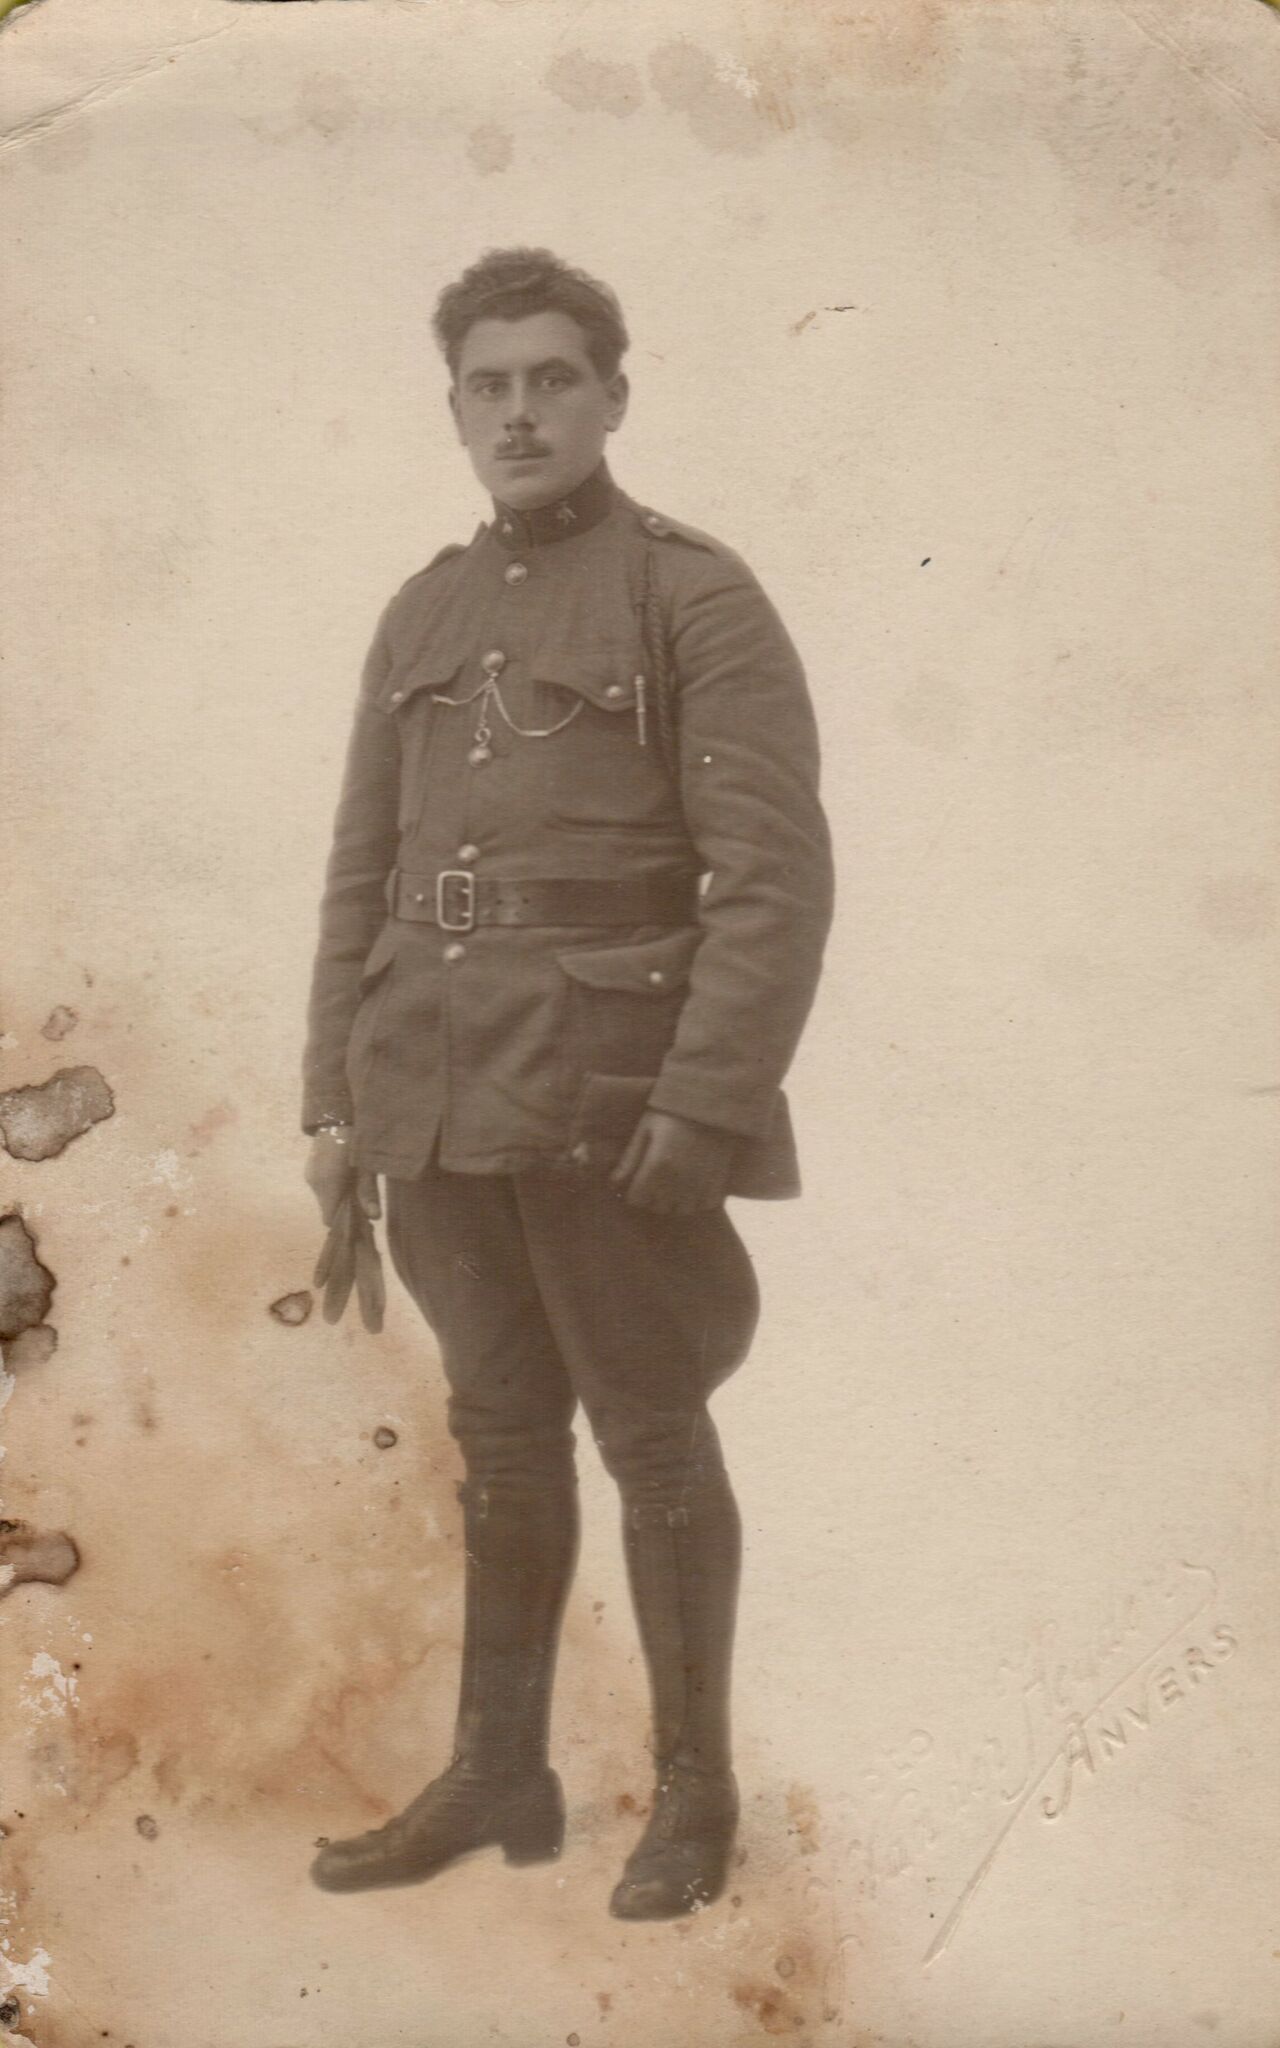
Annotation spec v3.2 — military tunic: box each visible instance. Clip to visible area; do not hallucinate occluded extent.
[302,463,833,1197]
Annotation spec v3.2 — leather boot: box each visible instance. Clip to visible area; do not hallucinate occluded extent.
[310,1478,578,1892]
[609,1471,742,1919]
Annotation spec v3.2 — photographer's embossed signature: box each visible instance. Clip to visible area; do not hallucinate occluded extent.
[844,1563,1237,1963]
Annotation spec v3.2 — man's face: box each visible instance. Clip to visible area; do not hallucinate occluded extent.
[449,311,628,510]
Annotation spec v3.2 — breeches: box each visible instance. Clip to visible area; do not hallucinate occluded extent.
[384,1164,760,1503]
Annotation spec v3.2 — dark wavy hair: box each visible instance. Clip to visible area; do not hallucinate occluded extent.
[433,247,630,381]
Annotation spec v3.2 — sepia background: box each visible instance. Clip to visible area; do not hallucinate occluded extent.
[2,0,1278,2042]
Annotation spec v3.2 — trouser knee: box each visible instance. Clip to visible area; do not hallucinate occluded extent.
[448,1408,577,1498]
[590,1403,731,1508]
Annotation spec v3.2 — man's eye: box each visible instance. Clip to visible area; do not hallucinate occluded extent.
[541,373,571,390]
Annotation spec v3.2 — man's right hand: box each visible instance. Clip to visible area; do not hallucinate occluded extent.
[305,1127,381,1226]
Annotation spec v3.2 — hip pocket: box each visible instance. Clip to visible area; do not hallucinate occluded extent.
[556,926,701,1078]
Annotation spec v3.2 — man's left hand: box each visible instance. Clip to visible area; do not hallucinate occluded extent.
[610,1108,738,1214]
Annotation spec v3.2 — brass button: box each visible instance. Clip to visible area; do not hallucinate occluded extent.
[570,1142,592,1166]
[443,942,466,963]
[389,689,404,705]
[646,513,663,531]
[481,649,506,674]
[413,891,426,904]
[504,562,528,586]
[605,683,627,699]
[647,970,666,986]
[457,844,480,865]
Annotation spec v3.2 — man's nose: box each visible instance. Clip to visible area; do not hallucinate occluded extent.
[504,383,538,430]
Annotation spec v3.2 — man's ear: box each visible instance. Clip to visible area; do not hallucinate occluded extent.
[604,371,629,434]
[447,385,466,446]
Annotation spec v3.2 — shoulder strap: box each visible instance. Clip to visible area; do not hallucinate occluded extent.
[639,537,680,783]
[631,498,737,786]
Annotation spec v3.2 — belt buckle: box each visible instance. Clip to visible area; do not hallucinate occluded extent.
[436,869,476,932]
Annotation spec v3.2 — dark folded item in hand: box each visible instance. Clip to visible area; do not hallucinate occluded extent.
[313,1189,385,1333]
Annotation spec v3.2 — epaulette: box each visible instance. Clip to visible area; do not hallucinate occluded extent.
[631,504,732,557]
[402,536,471,588]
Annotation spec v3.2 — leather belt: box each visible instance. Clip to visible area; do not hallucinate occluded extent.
[390,866,701,933]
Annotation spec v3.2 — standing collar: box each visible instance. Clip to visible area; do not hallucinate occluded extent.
[490,460,618,550]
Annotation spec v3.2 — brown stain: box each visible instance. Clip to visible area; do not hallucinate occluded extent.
[1196,875,1274,947]
[751,1,964,116]
[0,1212,56,1340]
[296,73,359,141]
[0,1064,114,1161]
[269,1288,313,1326]
[730,1973,806,2036]
[648,42,776,156]
[545,51,645,119]
[725,1785,863,2030]
[644,12,960,159]
[784,1780,821,1855]
[61,1532,430,1827]
[43,1294,481,1843]
[0,1521,80,1596]
[186,1099,238,1153]
[4,1323,58,1369]
[167,1198,327,1335]
[40,1005,79,1042]
[1010,16,1244,264]
[465,123,512,176]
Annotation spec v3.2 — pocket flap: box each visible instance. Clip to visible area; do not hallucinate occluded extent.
[556,925,703,994]
[373,659,466,715]
[375,601,478,713]
[532,652,644,714]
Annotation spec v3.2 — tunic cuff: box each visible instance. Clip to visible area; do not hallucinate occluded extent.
[646,1073,779,1142]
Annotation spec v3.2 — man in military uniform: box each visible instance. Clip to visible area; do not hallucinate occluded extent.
[302,248,833,1917]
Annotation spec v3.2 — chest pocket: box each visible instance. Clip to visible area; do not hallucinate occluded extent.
[373,658,460,830]
[531,650,678,831]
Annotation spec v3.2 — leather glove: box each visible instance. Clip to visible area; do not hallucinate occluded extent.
[313,1186,386,1334]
